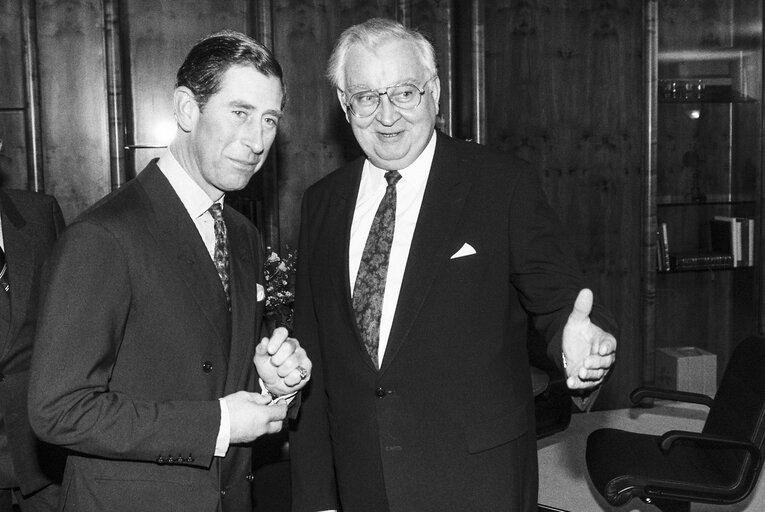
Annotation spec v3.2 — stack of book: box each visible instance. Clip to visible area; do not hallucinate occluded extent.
[710,216,755,268]
[656,217,755,272]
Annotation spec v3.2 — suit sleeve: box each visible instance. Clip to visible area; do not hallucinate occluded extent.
[507,166,618,363]
[289,192,340,511]
[28,220,220,467]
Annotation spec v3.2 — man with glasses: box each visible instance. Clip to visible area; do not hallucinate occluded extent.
[289,17,617,512]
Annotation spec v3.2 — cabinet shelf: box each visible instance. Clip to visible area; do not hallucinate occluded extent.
[658,97,757,104]
[657,200,756,207]
[658,265,754,274]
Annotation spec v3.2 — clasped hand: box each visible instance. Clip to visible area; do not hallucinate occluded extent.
[561,288,617,390]
[225,328,312,445]
[254,327,312,397]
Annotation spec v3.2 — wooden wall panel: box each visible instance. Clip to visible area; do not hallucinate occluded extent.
[36,0,111,221]
[272,0,396,248]
[0,0,27,188]
[0,0,24,109]
[484,0,645,408]
[410,0,456,135]
[0,112,28,189]
[123,0,251,175]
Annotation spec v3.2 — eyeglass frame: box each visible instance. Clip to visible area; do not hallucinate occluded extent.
[341,76,438,118]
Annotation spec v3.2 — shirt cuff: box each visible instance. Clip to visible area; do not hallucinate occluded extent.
[215,398,231,457]
[259,378,298,405]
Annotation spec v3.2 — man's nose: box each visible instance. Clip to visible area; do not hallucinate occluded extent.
[375,94,400,125]
[241,124,264,154]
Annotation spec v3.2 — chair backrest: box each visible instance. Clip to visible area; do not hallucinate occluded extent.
[703,336,765,445]
[702,336,765,486]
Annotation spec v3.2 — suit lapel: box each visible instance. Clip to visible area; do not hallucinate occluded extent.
[223,212,258,393]
[0,197,35,358]
[380,134,472,373]
[137,164,230,359]
[331,163,381,371]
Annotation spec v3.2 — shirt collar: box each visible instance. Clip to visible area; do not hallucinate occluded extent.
[365,130,437,187]
[156,149,223,219]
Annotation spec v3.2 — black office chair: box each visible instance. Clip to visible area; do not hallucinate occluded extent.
[585,336,765,512]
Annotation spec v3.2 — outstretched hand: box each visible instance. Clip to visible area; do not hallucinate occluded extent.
[254,327,312,397]
[561,289,617,390]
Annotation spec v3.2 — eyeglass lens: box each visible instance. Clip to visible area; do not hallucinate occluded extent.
[350,84,423,117]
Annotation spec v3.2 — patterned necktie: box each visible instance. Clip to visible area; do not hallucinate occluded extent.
[353,170,401,368]
[0,246,9,293]
[208,203,230,308]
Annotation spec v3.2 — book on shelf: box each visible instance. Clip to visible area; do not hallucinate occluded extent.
[669,252,735,271]
[711,216,755,267]
[656,221,670,271]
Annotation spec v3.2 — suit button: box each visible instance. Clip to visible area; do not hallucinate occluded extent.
[186,455,194,463]
[375,387,386,398]
[202,361,213,373]
[245,473,254,482]
[220,490,226,497]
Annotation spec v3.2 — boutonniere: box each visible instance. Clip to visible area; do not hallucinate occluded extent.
[263,247,297,331]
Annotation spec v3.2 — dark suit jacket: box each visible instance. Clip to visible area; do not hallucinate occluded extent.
[289,132,617,512]
[0,189,64,495]
[28,162,266,512]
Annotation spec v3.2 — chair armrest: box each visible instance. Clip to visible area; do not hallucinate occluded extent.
[630,386,713,407]
[659,430,762,461]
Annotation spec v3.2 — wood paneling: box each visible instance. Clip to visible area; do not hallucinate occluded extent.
[272,0,396,248]
[484,0,645,408]
[0,0,24,109]
[0,0,26,188]
[409,0,456,135]
[0,112,28,189]
[36,0,111,221]
[122,0,251,175]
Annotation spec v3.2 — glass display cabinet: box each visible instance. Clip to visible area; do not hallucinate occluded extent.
[645,0,763,380]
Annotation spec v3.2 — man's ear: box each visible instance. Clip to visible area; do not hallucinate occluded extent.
[336,88,350,123]
[429,76,441,107]
[174,86,199,133]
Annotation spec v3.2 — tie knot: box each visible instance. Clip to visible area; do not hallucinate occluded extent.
[208,203,224,221]
[385,170,401,187]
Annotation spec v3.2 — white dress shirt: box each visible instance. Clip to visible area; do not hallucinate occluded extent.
[156,150,231,457]
[349,132,436,364]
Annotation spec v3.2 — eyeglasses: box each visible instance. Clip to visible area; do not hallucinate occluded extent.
[344,76,437,118]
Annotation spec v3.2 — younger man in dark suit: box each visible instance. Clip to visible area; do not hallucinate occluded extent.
[0,186,64,512]
[28,31,311,512]
[289,18,617,512]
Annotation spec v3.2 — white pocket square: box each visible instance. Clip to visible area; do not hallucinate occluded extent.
[257,283,266,302]
[450,243,477,259]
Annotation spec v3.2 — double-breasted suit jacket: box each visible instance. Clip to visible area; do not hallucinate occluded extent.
[290,132,617,512]
[0,189,64,495]
[28,162,266,512]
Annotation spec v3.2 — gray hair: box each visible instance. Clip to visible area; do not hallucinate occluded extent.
[327,18,437,91]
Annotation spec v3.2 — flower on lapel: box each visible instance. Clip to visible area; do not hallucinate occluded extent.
[263,247,297,331]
